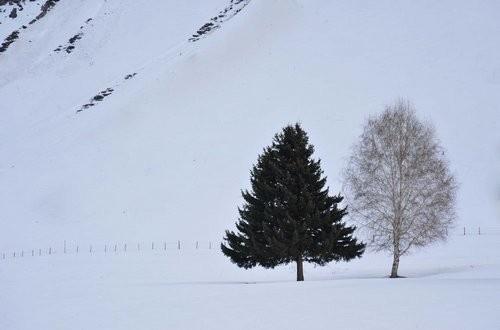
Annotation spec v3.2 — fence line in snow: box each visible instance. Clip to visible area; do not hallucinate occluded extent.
[1,240,222,261]
[2,227,499,261]
[460,226,500,236]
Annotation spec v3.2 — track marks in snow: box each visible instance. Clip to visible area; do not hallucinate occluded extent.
[189,0,251,42]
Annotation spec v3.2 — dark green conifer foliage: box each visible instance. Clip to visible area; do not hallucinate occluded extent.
[221,124,365,281]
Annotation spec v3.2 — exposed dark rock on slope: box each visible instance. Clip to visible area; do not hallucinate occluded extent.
[54,17,93,54]
[189,0,250,42]
[0,29,18,52]
[29,0,59,24]
[0,0,60,55]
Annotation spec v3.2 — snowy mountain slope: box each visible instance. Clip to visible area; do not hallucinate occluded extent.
[0,0,245,247]
[1,0,499,252]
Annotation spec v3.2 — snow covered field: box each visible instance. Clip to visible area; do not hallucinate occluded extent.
[1,234,499,329]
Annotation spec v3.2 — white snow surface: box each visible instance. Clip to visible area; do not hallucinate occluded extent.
[1,235,499,329]
[1,0,500,328]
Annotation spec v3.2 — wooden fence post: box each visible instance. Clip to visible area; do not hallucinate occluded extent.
[178,240,180,250]
[464,227,466,236]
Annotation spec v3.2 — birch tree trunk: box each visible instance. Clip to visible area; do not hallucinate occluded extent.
[390,251,400,278]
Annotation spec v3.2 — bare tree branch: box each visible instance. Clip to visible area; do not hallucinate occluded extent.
[343,99,458,277]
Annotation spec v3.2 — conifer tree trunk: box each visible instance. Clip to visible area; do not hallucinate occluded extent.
[296,256,304,281]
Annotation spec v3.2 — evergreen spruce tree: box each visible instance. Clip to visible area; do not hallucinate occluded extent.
[221,124,365,281]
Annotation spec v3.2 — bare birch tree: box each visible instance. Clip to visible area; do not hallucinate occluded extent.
[343,100,457,278]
